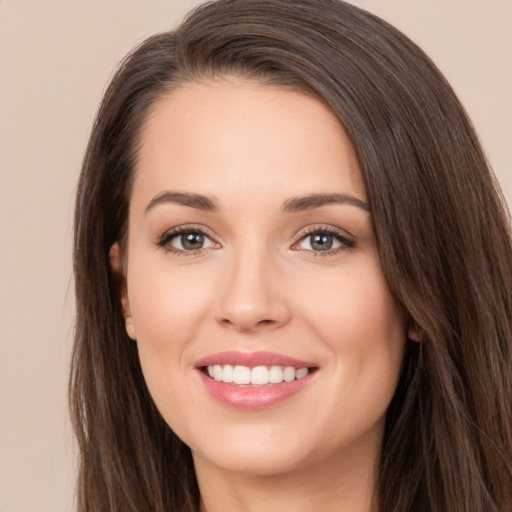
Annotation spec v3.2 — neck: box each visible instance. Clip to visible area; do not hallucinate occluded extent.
[194,442,379,512]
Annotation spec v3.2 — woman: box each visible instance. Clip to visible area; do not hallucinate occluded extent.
[70,0,512,511]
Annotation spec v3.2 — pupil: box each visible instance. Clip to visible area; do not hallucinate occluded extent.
[311,233,332,251]
[182,232,204,250]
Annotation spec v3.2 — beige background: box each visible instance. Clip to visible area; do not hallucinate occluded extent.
[0,1,510,511]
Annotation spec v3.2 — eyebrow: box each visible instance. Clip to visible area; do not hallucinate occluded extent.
[144,191,219,214]
[282,193,370,213]
[144,190,370,215]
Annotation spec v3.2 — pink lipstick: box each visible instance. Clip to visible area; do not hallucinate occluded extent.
[195,351,317,410]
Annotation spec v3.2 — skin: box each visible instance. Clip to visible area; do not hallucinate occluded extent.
[111,78,410,512]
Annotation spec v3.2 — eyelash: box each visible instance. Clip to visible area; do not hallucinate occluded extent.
[156,224,355,257]
[157,225,219,256]
[293,225,355,257]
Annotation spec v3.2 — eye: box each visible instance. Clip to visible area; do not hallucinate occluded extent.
[158,227,219,254]
[301,232,339,251]
[293,227,355,255]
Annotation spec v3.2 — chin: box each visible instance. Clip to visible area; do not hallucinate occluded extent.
[194,445,311,477]
[187,422,316,476]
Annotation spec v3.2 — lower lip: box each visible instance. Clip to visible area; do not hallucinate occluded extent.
[198,371,314,410]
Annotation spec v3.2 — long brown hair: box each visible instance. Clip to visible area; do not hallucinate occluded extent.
[70,1,512,510]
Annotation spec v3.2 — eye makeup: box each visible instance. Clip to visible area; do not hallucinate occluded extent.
[155,222,356,258]
[156,224,220,256]
[291,224,356,257]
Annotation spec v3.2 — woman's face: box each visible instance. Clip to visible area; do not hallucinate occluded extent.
[115,79,407,478]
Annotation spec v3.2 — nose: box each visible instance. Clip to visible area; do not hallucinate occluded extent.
[214,247,291,333]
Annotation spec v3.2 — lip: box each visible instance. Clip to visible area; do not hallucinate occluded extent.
[195,351,318,410]
[195,350,316,369]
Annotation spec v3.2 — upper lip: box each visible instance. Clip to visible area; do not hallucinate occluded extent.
[195,351,317,369]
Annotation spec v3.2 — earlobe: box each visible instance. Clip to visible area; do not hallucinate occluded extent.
[407,323,421,343]
[109,243,136,340]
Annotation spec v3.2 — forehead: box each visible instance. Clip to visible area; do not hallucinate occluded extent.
[132,78,365,209]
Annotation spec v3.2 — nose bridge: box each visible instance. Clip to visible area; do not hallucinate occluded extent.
[215,240,289,332]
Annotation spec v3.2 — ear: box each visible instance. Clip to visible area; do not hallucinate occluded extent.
[407,323,420,343]
[109,242,136,340]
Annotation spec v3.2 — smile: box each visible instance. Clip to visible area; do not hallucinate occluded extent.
[195,351,318,409]
[206,364,309,385]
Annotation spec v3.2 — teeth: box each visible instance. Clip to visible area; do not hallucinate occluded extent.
[213,365,223,381]
[295,367,309,379]
[251,366,269,385]
[269,365,284,383]
[206,364,310,385]
[283,366,295,382]
[233,365,251,384]
[222,364,234,383]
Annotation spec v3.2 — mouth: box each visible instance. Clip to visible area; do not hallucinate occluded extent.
[201,364,314,385]
[194,351,318,409]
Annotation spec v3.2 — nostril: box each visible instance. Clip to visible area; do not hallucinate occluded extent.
[218,317,275,330]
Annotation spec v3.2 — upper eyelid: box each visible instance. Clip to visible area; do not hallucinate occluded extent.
[295,224,354,241]
[159,224,217,239]
[159,223,351,236]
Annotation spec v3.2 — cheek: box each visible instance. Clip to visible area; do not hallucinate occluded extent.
[300,260,405,344]
[125,258,216,399]
[127,257,214,344]
[125,263,215,437]
[298,260,406,397]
